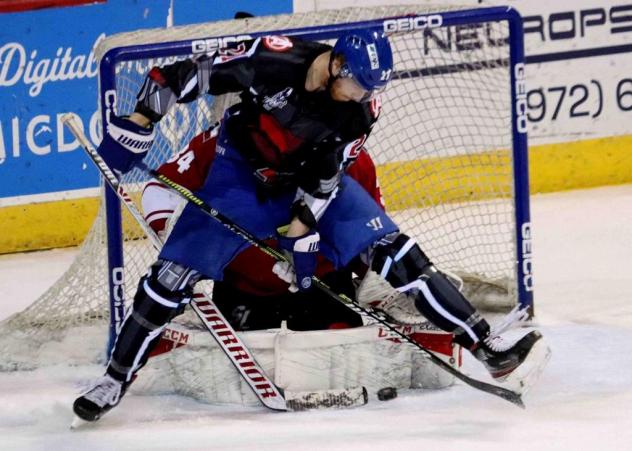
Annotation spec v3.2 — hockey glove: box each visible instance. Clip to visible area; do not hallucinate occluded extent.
[274,230,320,292]
[99,115,155,174]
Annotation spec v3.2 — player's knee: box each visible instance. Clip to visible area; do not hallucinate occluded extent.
[371,233,433,288]
[133,259,200,324]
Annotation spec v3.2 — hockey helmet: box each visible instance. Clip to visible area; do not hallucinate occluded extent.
[332,29,393,94]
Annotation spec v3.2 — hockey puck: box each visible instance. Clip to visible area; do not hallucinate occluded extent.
[377,387,397,401]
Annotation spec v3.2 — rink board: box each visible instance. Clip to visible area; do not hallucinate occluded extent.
[2,134,631,254]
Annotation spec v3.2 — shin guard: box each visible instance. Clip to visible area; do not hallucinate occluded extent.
[371,233,489,348]
[107,260,200,382]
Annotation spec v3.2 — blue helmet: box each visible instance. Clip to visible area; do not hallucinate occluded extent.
[332,29,394,92]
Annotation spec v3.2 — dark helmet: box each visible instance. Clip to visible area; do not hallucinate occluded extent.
[332,29,394,92]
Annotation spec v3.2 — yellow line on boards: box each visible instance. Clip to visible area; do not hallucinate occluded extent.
[2,134,632,254]
[0,197,100,254]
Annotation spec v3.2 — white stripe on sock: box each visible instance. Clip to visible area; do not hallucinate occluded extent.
[128,325,166,382]
[143,280,180,308]
[402,279,479,342]
[393,238,415,261]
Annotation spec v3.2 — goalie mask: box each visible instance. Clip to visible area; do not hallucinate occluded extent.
[330,29,393,101]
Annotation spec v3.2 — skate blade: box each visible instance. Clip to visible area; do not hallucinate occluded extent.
[502,338,552,396]
[70,416,89,430]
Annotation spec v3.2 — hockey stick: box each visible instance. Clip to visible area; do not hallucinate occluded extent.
[62,115,368,412]
[134,152,527,408]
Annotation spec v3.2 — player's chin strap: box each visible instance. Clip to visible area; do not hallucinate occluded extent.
[63,114,368,412]
[326,52,340,92]
[326,52,355,95]
[327,52,373,103]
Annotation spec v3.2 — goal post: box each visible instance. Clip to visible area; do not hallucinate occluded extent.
[0,5,532,379]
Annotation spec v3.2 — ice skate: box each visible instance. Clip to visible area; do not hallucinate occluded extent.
[73,374,126,423]
[473,329,551,394]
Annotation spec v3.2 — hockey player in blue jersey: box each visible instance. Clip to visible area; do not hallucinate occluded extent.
[74,30,549,422]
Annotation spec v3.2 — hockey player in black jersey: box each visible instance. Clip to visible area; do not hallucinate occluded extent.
[74,30,549,422]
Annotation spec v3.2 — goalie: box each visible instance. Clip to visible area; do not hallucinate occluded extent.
[74,31,549,422]
[142,122,384,331]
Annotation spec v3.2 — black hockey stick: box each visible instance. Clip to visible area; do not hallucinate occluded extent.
[63,115,368,412]
[139,159,526,408]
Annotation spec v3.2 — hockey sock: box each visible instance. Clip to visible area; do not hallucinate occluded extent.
[107,260,199,382]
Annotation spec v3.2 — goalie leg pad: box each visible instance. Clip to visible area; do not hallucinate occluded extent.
[370,233,489,348]
[107,260,200,382]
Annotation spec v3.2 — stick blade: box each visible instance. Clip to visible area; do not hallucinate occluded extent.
[285,386,368,411]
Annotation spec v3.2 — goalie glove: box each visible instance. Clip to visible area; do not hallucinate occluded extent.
[100,115,155,174]
[274,230,320,292]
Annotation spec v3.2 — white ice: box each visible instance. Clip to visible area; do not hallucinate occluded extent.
[1,185,631,451]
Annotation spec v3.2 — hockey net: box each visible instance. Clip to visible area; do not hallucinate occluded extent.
[0,5,528,400]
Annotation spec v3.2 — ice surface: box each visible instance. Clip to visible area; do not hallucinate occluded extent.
[1,185,631,450]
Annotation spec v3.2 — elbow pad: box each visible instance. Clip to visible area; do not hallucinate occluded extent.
[135,68,178,123]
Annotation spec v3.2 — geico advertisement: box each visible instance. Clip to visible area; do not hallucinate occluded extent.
[0,0,290,201]
[0,12,105,199]
[1,1,628,200]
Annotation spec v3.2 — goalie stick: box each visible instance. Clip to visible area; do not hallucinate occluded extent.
[62,115,368,413]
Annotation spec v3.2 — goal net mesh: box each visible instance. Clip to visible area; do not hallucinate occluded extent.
[0,5,519,376]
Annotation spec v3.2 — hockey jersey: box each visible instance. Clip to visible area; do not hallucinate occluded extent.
[142,123,384,296]
[136,35,382,223]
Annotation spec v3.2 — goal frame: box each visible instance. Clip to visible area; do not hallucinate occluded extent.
[97,6,532,351]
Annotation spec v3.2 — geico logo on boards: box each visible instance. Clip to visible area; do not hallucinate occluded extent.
[524,5,632,43]
[383,15,443,33]
[521,222,533,292]
[0,33,104,97]
[191,35,252,54]
[514,62,528,134]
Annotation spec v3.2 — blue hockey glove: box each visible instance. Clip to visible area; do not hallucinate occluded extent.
[275,230,320,292]
[99,115,155,174]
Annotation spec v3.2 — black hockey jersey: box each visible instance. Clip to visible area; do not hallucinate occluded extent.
[135,35,382,209]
